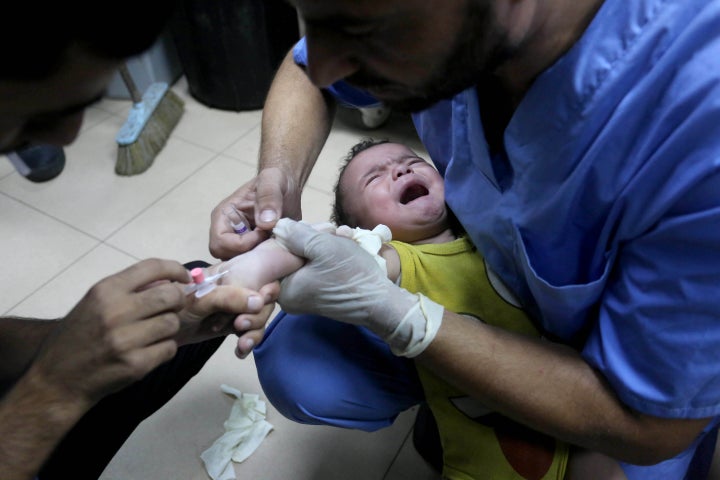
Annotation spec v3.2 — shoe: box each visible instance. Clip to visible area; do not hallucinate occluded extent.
[359,104,392,129]
[6,144,66,182]
[336,104,393,130]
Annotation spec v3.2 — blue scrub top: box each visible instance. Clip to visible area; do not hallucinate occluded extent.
[295,0,720,476]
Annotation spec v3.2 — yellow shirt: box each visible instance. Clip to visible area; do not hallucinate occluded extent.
[390,237,568,480]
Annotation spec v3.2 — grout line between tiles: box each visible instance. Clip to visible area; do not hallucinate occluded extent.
[99,141,224,243]
[172,115,262,154]
[0,191,105,243]
[99,241,152,264]
[217,124,262,165]
[79,111,114,134]
[1,137,219,247]
[1,242,105,317]
[382,422,416,480]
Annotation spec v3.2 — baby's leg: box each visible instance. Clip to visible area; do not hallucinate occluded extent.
[565,448,627,480]
[210,238,305,291]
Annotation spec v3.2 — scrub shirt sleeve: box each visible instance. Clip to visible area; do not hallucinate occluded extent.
[292,37,383,109]
[582,170,720,420]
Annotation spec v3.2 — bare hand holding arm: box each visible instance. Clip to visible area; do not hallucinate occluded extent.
[174,279,280,359]
[0,258,196,480]
[209,48,335,260]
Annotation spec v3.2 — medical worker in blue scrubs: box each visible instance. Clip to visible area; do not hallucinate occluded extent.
[209,0,720,478]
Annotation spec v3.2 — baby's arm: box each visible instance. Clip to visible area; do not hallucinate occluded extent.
[334,223,401,283]
[206,238,305,291]
[379,244,401,283]
[208,222,400,293]
[203,221,337,291]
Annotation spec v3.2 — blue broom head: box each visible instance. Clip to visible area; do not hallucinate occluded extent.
[116,82,171,145]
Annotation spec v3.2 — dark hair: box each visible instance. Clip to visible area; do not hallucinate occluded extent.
[331,138,390,227]
[0,2,177,80]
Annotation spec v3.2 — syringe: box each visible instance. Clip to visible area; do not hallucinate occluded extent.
[184,268,229,298]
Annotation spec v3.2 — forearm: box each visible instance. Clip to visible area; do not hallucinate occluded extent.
[0,317,59,385]
[259,49,335,189]
[418,311,710,465]
[272,220,713,465]
[0,363,90,480]
[210,238,305,291]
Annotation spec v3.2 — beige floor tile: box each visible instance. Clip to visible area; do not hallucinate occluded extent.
[222,126,261,167]
[0,118,218,239]
[168,75,194,104]
[99,336,257,480]
[384,424,441,480]
[170,80,263,153]
[0,155,15,178]
[372,111,428,155]
[305,121,370,194]
[235,408,417,480]
[300,186,334,224]
[94,97,134,116]
[3,78,437,479]
[334,108,428,154]
[0,194,97,314]
[8,244,139,319]
[80,106,114,133]
[106,154,257,263]
[100,336,417,480]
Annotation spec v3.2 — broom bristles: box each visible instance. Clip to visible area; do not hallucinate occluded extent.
[115,88,184,176]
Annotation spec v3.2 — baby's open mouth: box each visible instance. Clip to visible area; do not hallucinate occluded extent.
[400,184,429,204]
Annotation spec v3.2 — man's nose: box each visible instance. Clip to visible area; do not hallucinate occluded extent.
[305,34,360,88]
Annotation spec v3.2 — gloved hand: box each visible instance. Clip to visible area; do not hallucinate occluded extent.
[273,219,444,357]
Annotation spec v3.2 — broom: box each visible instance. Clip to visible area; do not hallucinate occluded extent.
[115,63,184,175]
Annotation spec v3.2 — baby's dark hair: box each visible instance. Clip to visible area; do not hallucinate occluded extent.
[0,1,177,81]
[331,138,390,227]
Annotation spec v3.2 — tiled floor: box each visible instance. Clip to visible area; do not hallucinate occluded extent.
[0,76,439,480]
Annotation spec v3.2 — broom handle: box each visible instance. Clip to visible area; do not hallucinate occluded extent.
[118,64,143,104]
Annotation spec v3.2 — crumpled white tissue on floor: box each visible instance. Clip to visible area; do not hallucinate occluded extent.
[200,384,274,480]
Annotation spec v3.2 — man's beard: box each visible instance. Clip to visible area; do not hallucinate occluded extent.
[345,2,514,113]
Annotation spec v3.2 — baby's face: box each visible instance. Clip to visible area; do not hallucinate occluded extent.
[340,142,448,243]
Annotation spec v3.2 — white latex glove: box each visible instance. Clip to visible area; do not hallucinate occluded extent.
[336,223,392,275]
[273,218,444,357]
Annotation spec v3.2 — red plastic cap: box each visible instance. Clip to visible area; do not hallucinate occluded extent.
[190,267,205,284]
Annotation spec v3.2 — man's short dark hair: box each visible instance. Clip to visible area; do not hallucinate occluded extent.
[331,138,390,227]
[0,1,177,80]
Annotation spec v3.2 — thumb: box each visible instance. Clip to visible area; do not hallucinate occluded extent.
[272,218,322,257]
[254,168,285,229]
